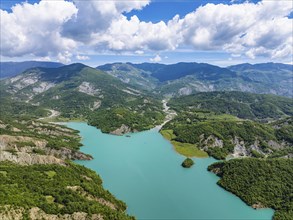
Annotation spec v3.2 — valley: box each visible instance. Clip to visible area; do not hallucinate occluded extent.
[0,61,292,220]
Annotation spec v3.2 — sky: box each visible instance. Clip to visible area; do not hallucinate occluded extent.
[0,0,292,67]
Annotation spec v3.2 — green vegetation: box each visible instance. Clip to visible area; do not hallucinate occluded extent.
[162,95,293,159]
[88,106,164,133]
[0,118,82,152]
[162,110,288,159]
[1,64,165,133]
[169,91,293,120]
[181,158,194,168]
[0,90,48,120]
[208,158,293,220]
[0,161,133,219]
[160,129,208,158]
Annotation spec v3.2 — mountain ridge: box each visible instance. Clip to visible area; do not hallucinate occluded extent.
[97,62,293,97]
[0,61,64,79]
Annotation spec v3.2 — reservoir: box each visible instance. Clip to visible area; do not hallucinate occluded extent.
[67,122,274,220]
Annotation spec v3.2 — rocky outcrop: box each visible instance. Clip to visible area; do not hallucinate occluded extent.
[90,100,101,111]
[0,134,92,165]
[32,82,55,94]
[230,137,249,157]
[178,87,192,96]
[200,135,223,151]
[252,202,266,209]
[78,82,101,96]
[0,206,103,220]
[45,148,92,161]
[0,151,65,165]
[110,124,131,135]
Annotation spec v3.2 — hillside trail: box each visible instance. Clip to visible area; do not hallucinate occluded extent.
[38,109,60,121]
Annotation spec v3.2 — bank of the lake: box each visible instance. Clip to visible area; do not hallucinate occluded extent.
[68,122,274,220]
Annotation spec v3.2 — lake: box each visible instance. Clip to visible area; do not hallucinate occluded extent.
[67,122,274,220]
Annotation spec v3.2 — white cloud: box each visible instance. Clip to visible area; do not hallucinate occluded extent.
[150,54,162,62]
[177,1,292,56]
[0,0,78,58]
[76,54,90,60]
[90,15,178,52]
[62,0,150,42]
[57,51,72,63]
[0,0,292,62]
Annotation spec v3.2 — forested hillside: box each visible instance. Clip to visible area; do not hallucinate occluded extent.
[169,91,293,120]
[1,63,165,134]
[161,91,293,159]
[97,62,293,97]
[208,158,293,220]
[0,161,134,220]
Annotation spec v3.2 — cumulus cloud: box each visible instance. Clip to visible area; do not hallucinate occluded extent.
[0,0,292,61]
[91,15,178,52]
[61,0,150,42]
[177,1,292,59]
[0,0,77,59]
[76,54,90,60]
[150,54,162,62]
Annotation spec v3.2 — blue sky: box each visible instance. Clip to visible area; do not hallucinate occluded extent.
[0,0,292,66]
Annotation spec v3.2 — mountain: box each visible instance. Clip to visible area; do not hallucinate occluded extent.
[150,62,237,82]
[1,63,164,134]
[169,91,293,120]
[163,91,293,159]
[228,62,292,72]
[0,61,64,79]
[97,62,159,90]
[97,62,293,97]
[228,62,293,97]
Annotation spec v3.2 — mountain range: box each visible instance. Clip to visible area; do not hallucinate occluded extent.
[1,60,292,220]
[97,62,293,97]
[0,63,164,134]
[1,61,292,97]
[0,61,64,79]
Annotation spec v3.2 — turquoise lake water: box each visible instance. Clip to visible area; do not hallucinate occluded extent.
[67,122,274,220]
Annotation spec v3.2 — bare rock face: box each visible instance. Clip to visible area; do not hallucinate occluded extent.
[45,148,93,161]
[201,135,223,151]
[91,100,101,111]
[78,82,100,96]
[0,134,92,165]
[231,137,249,157]
[32,82,55,94]
[0,206,104,220]
[252,202,266,209]
[110,124,131,136]
[178,87,192,96]
[268,140,285,150]
[0,151,65,165]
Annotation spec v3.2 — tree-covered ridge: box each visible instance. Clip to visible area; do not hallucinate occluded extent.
[0,117,133,219]
[208,158,293,220]
[0,161,133,220]
[0,115,93,165]
[0,61,63,79]
[97,62,293,97]
[1,64,165,134]
[169,91,293,120]
[162,107,293,159]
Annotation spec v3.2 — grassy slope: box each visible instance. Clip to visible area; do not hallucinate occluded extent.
[160,129,208,158]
